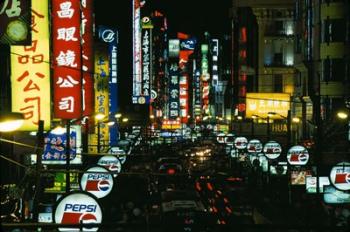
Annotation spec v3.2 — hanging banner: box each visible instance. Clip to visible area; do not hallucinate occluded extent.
[132,0,142,103]
[81,0,94,116]
[90,45,110,153]
[211,39,219,86]
[168,62,180,120]
[0,0,32,45]
[141,25,151,103]
[52,0,82,119]
[194,69,201,116]
[98,26,119,146]
[11,0,51,131]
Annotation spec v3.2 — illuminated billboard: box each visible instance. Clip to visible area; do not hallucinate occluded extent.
[246,93,290,118]
[98,26,119,146]
[11,0,51,131]
[52,0,82,119]
[168,63,180,120]
[42,125,82,165]
[132,0,142,104]
[91,45,110,153]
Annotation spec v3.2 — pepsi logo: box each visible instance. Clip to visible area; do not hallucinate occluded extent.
[55,193,102,232]
[334,173,350,184]
[81,167,114,198]
[98,180,110,191]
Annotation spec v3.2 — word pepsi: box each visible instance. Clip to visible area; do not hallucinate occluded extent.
[64,204,97,212]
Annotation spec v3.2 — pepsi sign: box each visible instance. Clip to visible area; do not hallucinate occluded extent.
[54,192,102,231]
[330,162,350,191]
[234,137,248,150]
[97,155,121,178]
[287,145,309,165]
[263,141,282,159]
[247,139,263,153]
[80,167,114,198]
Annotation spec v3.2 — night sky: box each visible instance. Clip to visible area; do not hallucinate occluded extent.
[94,0,231,119]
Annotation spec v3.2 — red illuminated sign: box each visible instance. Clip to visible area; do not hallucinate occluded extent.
[52,0,82,119]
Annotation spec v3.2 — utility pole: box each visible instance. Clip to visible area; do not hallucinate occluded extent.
[32,120,44,221]
[65,120,71,194]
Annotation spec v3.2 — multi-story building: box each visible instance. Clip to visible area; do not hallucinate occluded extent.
[295,0,349,155]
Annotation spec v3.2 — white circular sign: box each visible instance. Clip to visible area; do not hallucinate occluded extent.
[330,162,350,191]
[101,29,115,43]
[110,147,127,164]
[216,133,226,144]
[80,166,114,199]
[97,156,122,177]
[287,145,309,165]
[54,192,102,232]
[247,139,263,153]
[263,141,282,159]
[233,137,248,150]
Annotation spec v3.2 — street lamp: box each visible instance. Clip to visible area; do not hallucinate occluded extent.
[0,112,25,132]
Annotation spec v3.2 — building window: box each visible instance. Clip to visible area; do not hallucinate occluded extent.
[274,74,283,92]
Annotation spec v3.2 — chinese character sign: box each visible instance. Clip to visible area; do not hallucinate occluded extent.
[141,27,151,103]
[52,0,82,119]
[81,0,94,116]
[90,45,110,153]
[194,69,201,116]
[168,62,179,120]
[0,0,32,45]
[246,93,290,118]
[11,0,51,131]
[98,26,119,146]
[132,0,142,103]
[42,126,82,165]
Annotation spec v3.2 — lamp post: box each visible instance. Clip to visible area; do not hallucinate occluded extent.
[268,111,292,148]
[251,114,259,137]
[267,114,271,141]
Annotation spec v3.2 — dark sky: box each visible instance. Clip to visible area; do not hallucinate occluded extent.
[94,0,231,117]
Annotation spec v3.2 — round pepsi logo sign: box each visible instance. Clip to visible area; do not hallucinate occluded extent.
[263,141,282,159]
[54,192,102,231]
[80,166,114,199]
[287,145,309,165]
[234,137,248,150]
[330,162,350,191]
[97,155,121,177]
[247,139,263,153]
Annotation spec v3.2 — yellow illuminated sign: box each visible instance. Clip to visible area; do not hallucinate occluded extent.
[10,0,51,131]
[246,93,290,118]
[89,47,110,153]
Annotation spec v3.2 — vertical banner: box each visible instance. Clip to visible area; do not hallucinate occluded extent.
[211,39,219,87]
[140,16,153,104]
[91,45,110,153]
[81,0,94,116]
[11,0,51,131]
[52,0,82,119]
[179,74,188,123]
[0,0,32,45]
[194,69,201,116]
[168,63,180,120]
[98,26,119,147]
[201,44,210,116]
[132,0,143,103]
